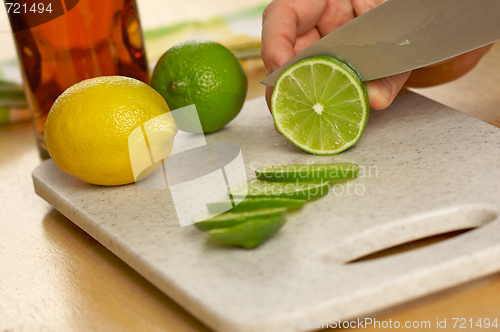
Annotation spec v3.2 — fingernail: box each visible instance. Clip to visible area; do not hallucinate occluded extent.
[374,78,393,104]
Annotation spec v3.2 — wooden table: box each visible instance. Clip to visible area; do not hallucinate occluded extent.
[2,23,500,332]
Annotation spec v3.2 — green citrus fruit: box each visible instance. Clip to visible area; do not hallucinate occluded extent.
[271,56,369,155]
[206,197,306,213]
[193,207,287,232]
[207,214,287,249]
[44,76,177,186]
[151,40,248,133]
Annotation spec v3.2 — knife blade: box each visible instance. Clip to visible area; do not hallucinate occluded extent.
[261,0,500,86]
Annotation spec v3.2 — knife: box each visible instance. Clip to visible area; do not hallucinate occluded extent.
[261,0,500,86]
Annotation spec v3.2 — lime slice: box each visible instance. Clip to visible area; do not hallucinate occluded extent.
[255,162,359,182]
[193,207,287,232]
[228,179,330,200]
[207,214,286,249]
[207,197,306,213]
[271,56,369,155]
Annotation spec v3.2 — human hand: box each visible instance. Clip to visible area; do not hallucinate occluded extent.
[261,0,492,111]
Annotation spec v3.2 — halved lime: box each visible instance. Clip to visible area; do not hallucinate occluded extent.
[271,56,369,155]
[193,207,287,231]
[207,214,286,249]
[255,162,359,182]
[228,179,330,200]
[207,197,306,213]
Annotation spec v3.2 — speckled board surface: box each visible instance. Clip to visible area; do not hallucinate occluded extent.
[33,91,500,332]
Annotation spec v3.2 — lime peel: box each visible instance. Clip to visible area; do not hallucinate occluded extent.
[207,214,287,249]
[193,207,287,232]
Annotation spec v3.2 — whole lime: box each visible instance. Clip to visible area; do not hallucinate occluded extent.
[44,76,177,186]
[151,40,248,134]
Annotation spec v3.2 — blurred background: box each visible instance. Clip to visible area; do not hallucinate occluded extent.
[2,0,499,127]
[0,0,271,126]
[0,0,270,81]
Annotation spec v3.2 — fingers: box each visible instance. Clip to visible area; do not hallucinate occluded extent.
[406,44,494,88]
[366,71,412,110]
[261,1,297,73]
[262,0,357,117]
[262,0,413,113]
[261,0,330,73]
[294,28,321,54]
[315,0,355,36]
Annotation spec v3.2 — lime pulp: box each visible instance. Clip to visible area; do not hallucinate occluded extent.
[271,56,369,155]
[193,207,287,232]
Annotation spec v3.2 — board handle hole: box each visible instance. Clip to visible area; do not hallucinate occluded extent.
[348,229,473,263]
[319,205,498,264]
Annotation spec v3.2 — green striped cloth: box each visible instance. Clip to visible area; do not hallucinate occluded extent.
[0,3,265,125]
[0,81,30,125]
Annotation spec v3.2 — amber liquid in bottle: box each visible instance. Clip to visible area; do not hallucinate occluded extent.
[8,0,149,158]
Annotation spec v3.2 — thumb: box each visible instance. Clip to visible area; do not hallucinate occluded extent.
[366,71,411,110]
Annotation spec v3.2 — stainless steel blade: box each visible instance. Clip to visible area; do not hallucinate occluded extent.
[261,0,500,86]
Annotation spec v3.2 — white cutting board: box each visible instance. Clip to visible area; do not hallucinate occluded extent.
[33,91,500,332]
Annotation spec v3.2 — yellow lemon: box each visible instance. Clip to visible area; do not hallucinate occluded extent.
[44,76,177,186]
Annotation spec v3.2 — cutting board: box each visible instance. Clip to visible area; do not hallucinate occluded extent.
[33,91,500,332]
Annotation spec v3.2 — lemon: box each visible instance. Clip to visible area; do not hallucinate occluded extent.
[44,76,177,186]
[151,40,247,134]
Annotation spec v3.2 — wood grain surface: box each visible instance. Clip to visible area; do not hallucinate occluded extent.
[2,14,500,332]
